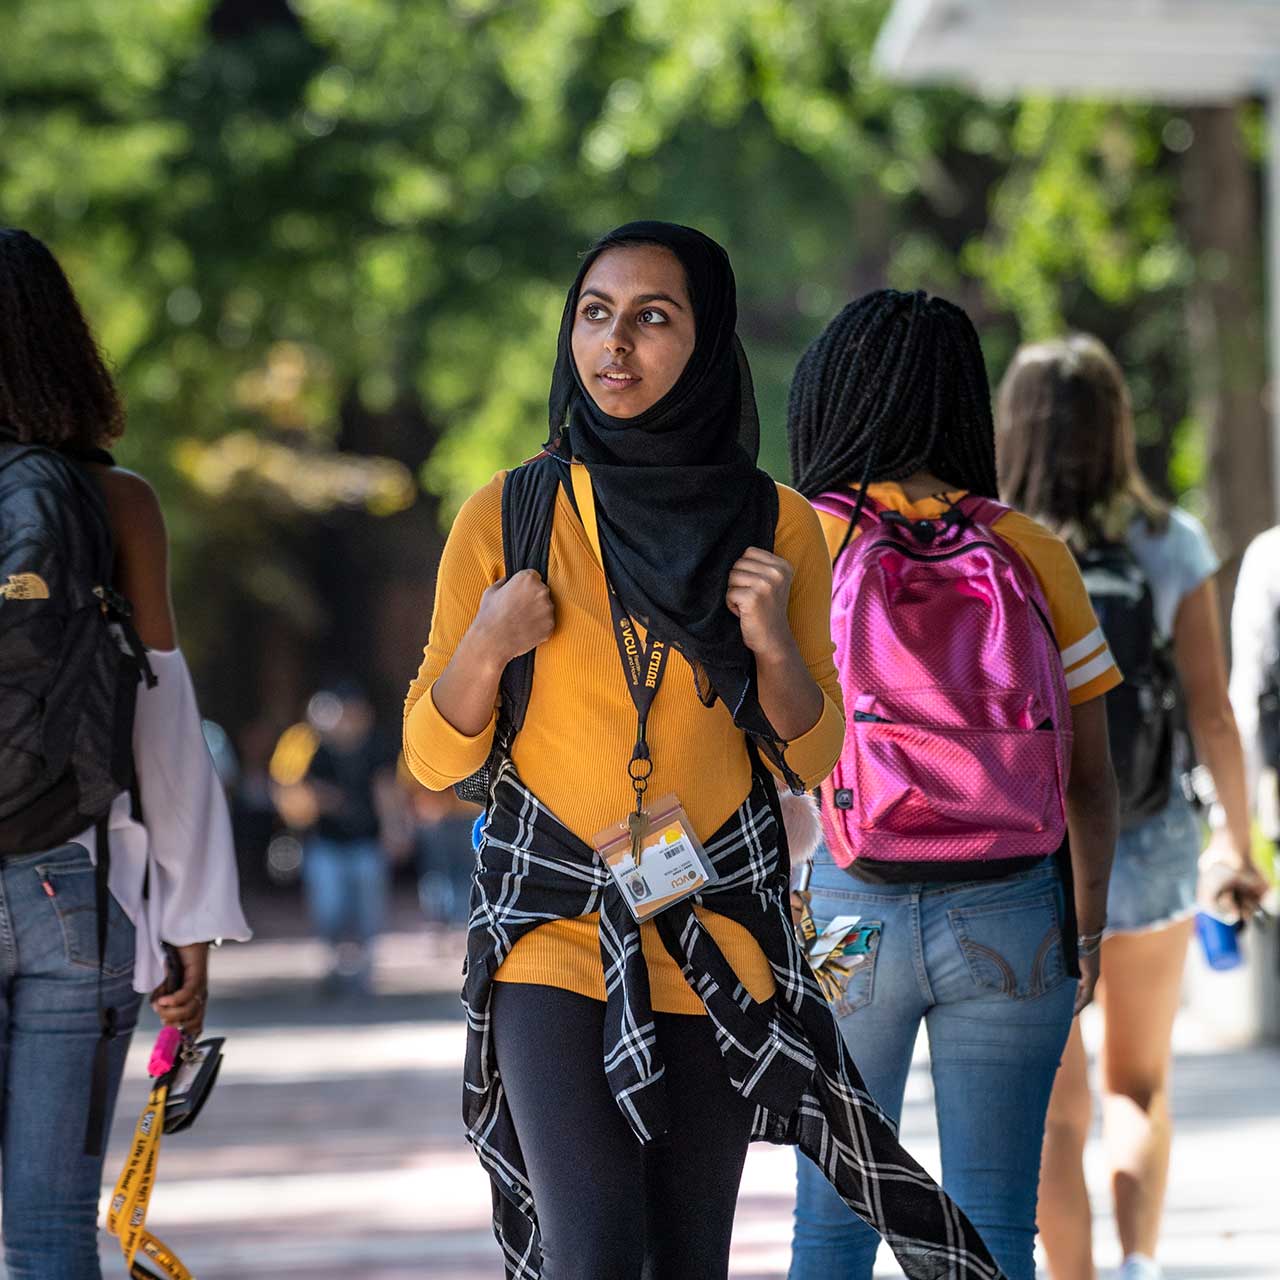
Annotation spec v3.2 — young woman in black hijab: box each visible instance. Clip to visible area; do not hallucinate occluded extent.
[405,223,1006,1280]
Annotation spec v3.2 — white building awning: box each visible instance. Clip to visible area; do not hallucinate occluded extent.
[875,0,1280,511]
[876,0,1280,102]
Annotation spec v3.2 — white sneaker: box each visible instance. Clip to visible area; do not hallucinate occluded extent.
[1119,1255,1163,1280]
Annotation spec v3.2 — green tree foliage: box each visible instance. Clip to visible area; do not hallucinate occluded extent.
[0,0,1226,704]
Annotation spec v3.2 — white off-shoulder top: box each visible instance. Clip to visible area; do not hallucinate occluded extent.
[71,647,253,993]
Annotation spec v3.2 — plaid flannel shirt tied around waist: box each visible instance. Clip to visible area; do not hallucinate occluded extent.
[461,755,1007,1280]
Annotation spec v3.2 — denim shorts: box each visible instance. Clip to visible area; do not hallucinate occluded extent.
[1105,795,1202,937]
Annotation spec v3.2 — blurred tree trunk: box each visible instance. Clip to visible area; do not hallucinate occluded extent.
[329,393,444,723]
[209,0,299,38]
[1181,105,1275,629]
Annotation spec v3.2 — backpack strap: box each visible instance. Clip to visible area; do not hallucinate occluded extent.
[958,495,1012,529]
[83,817,117,1158]
[812,489,884,528]
[494,453,562,745]
[814,490,885,565]
[0,441,37,473]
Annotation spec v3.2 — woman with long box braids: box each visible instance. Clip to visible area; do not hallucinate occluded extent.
[787,290,1121,1280]
[405,228,1006,1279]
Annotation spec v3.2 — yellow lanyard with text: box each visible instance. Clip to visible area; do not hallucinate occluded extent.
[570,463,671,847]
[106,1078,196,1280]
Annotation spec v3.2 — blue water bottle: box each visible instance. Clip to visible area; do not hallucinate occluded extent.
[1195,911,1242,971]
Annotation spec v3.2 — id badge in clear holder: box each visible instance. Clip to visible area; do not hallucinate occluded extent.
[592,794,718,923]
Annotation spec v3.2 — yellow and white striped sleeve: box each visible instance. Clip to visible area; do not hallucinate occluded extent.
[1057,624,1122,705]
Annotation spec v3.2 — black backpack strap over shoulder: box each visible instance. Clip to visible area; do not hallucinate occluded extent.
[453,455,561,805]
[83,816,117,1157]
[495,453,562,742]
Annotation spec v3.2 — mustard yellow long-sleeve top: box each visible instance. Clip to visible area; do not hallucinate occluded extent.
[403,464,845,1014]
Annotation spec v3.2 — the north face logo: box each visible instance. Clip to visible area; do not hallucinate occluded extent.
[0,573,49,600]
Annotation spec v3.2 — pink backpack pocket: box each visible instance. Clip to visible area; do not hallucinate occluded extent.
[813,492,1072,870]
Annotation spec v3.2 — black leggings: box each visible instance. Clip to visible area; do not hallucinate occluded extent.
[490,982,757,1280]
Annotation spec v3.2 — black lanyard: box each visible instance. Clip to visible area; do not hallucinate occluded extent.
[605,587,670,812]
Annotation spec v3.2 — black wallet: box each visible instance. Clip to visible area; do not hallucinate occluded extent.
[163,1037,224,1134]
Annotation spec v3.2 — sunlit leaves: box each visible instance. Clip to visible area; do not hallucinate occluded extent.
[175,430,416,514]
[967,99,1185,337]
[0,0,205,105]
[0,0,1205,532]
[418,279,565,513]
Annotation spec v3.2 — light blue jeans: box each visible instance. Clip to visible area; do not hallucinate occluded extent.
[0,843,142,1278]
[790,850,1077,1280]
[302,837,388,948]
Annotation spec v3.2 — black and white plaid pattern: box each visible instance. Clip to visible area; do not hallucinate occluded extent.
[462,757,1007,1280]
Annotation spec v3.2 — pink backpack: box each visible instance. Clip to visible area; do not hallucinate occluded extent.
[812,491,1072,870]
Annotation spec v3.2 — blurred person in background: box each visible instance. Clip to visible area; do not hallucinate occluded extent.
[399,762,477,927]
[272,682,404,996]
[1230,523,1280,857]
[231,717,287,891]
[997,334,1269,1280]
[0,227,250,1279]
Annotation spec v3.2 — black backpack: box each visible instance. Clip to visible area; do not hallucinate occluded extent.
[1076,542,1179,827]
[0,440,156,1153]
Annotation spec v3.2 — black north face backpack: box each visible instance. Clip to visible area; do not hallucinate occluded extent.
[1076,541,1180,828]
[0,439,156,1153]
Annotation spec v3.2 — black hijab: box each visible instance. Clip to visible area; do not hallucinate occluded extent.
[547,221,792,771]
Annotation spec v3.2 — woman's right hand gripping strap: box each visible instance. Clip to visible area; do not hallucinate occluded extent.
[494,454,563,742]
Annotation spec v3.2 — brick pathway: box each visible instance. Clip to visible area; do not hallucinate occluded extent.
[3,898,1274,1278]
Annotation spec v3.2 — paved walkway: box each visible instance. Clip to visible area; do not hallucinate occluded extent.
[6,903,1274,1278]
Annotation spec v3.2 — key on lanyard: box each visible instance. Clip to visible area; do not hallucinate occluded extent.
[627,727,653,868]
[627,809,649,867]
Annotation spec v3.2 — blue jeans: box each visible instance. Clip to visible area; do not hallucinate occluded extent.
[302,837,387,948]
[790,852,1076,1280]
[0,844,142,1278]
[415,817,475,926]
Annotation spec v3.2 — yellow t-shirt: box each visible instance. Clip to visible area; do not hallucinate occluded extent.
[403,465,846,1014]
[815,483,1122,704]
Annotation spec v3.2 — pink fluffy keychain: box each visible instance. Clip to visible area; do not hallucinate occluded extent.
[778,786,822,869]
[147,1025,184,1079]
